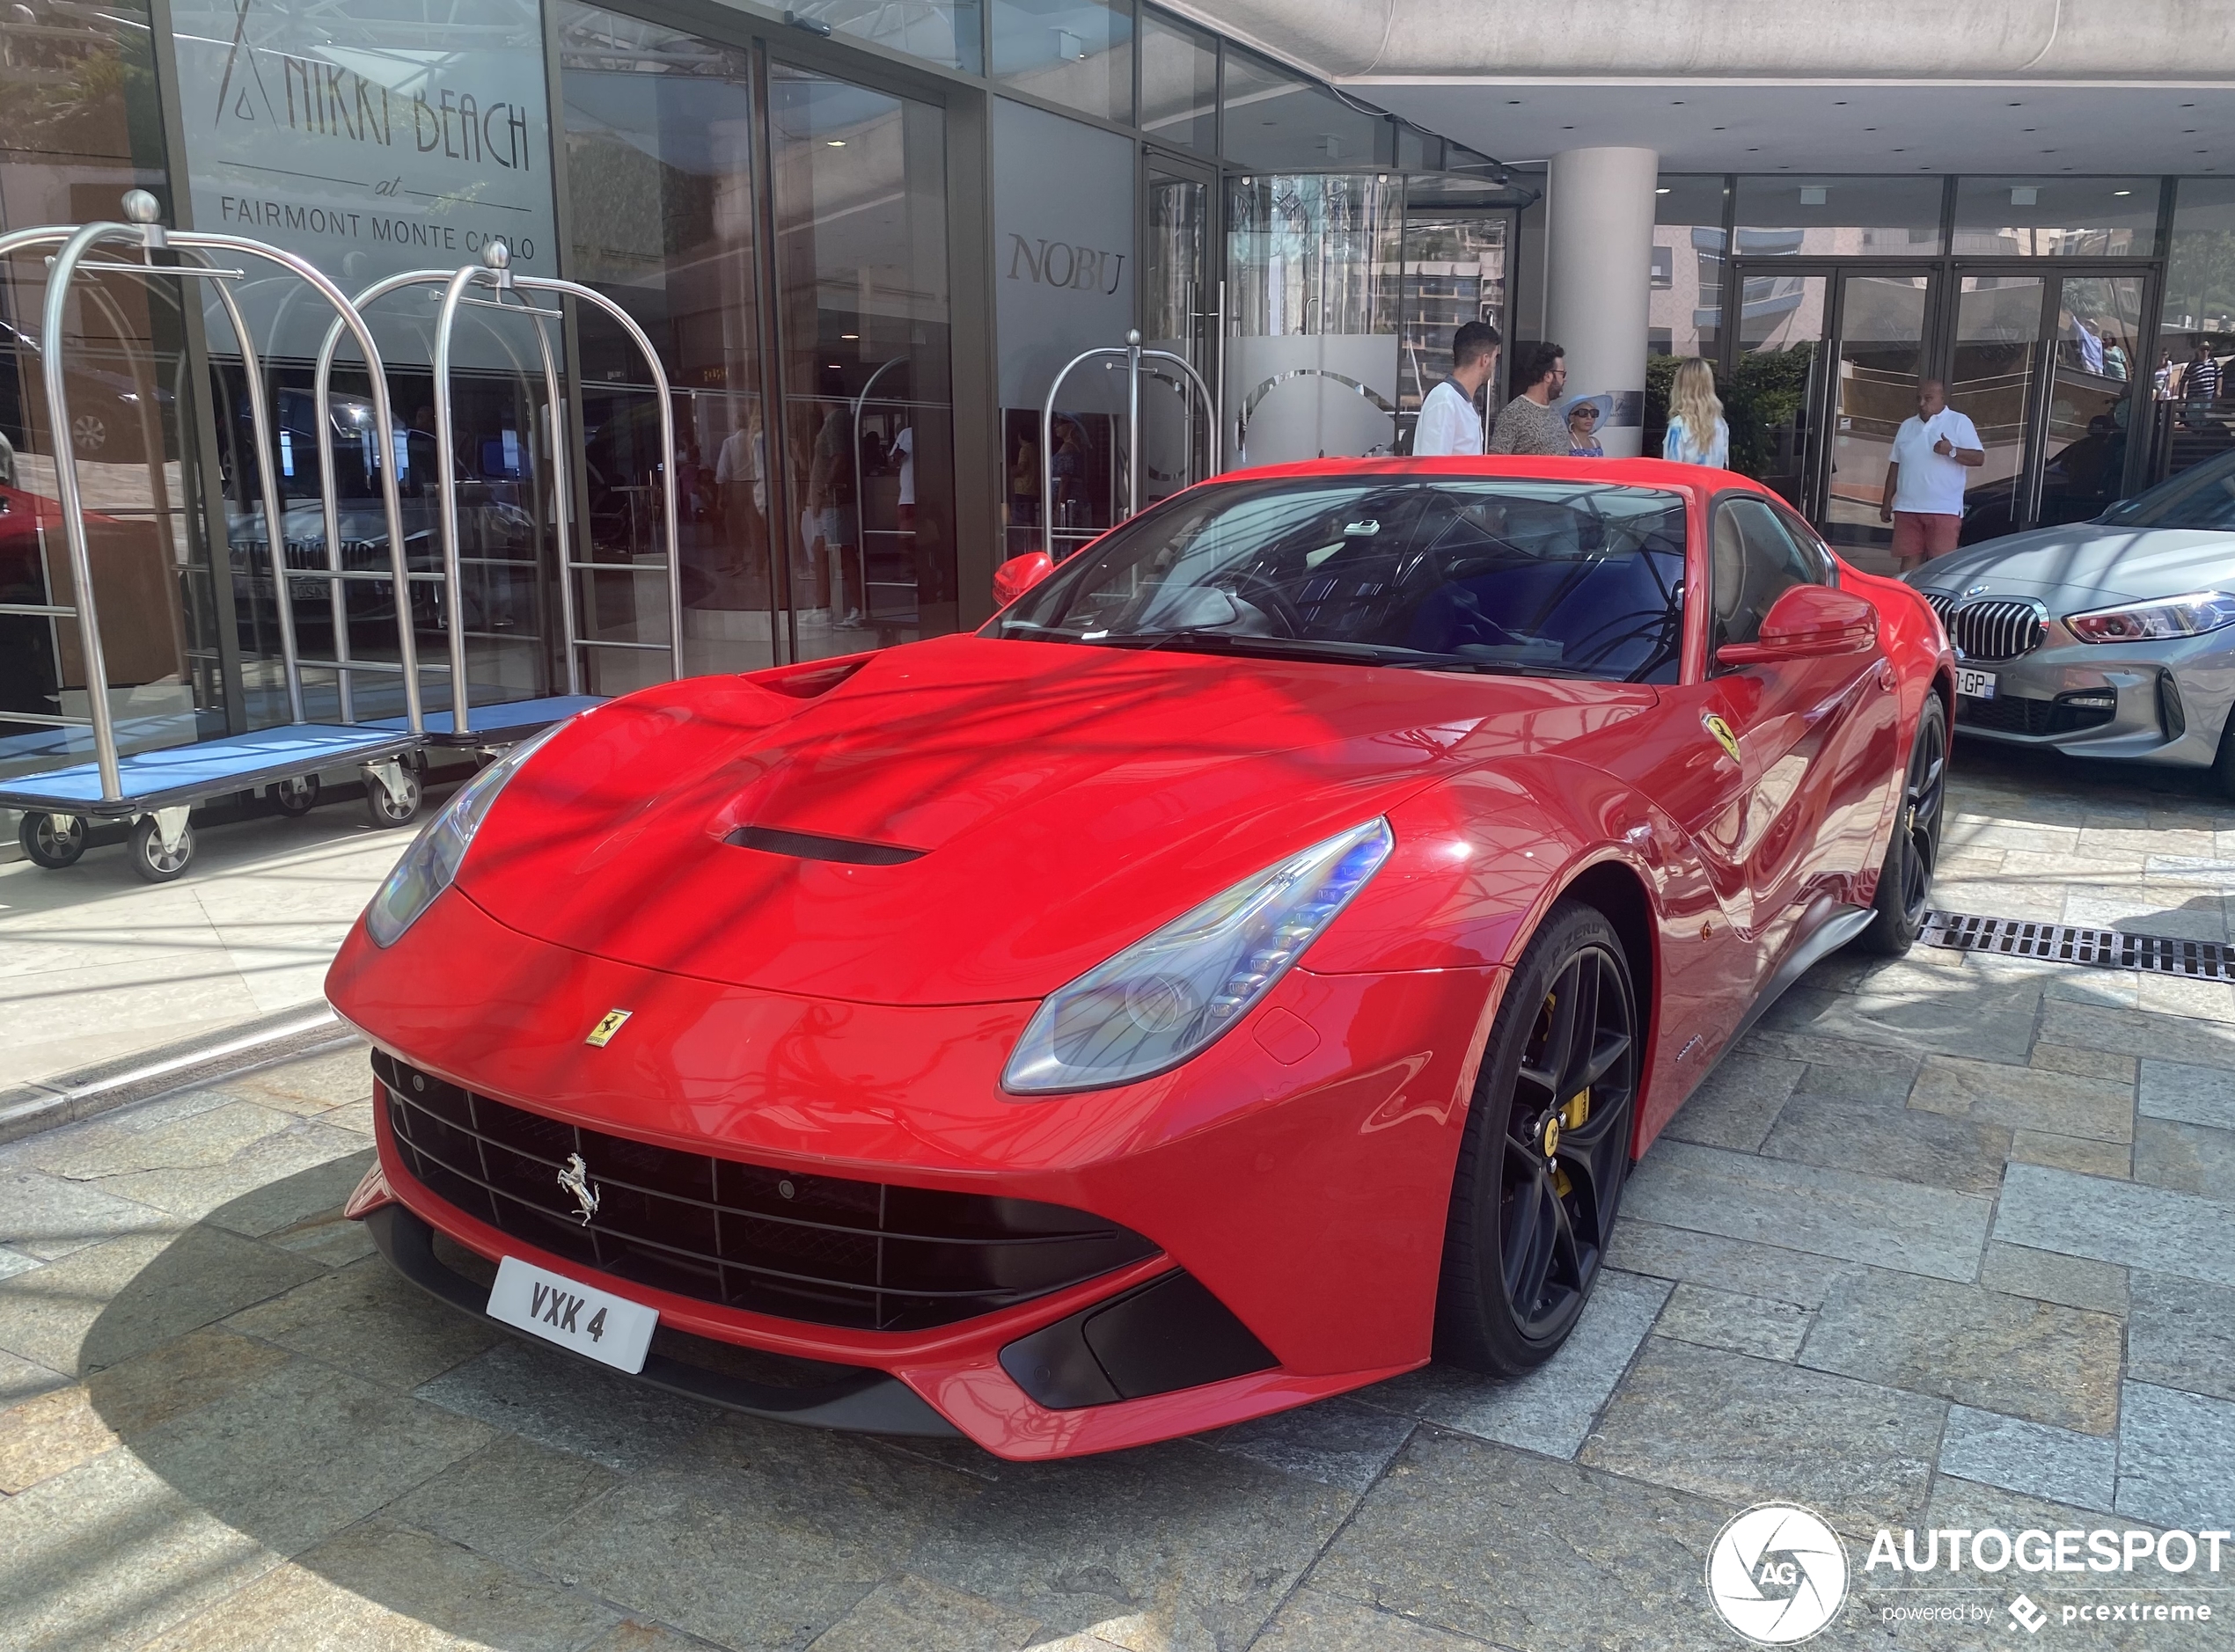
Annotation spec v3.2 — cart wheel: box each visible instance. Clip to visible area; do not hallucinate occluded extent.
[270,774,320,816]
[129,815,194,882]
[400,748,429,776]
[365,768,422,828]
[18,812,87,869]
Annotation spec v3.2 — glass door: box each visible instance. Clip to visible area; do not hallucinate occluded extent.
[1721,267,1830,514]
[1141,155,1216,512]
[767,62,957,660]
[2037,273,2149,529]
[1949,274,2046,542]
[1948,268,2152,541]
[1822,271,1932,562]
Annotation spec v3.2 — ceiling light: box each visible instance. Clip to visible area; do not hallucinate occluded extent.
[826,139,846,147]
[841,332,859,339]
[1655,186,1671,194]
[2114,189,2133,197]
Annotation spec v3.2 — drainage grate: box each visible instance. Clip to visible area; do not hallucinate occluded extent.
[1922,911,2233,982]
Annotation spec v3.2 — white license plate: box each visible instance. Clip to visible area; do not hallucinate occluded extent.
[486,1255,657,1373]
[1955,667,1997,701]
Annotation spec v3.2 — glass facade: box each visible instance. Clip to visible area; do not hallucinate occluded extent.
[1644,171,2217,559]
[5,0,2230,787]
[1733,175,1946,257]
[1952,177,2158,258]
[2,0,221,774]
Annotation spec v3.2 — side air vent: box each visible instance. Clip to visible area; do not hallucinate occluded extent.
[725,825,925,866]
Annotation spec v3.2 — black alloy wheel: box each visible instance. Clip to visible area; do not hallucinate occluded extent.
[1435,899,1640,1376]
[18,811,87,869]
[1856,694,1947,956]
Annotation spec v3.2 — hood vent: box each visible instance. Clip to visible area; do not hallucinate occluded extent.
[724,825,925,866]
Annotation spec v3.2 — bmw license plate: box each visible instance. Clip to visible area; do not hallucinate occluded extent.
[486,1255,657,1373]
[1955,667,1997,701]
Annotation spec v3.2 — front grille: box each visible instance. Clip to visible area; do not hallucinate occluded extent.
[1955,692,2114,737]
[1943,598,2047,662]
[374,1052,1157,1331]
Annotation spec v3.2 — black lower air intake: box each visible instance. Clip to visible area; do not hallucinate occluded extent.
[999,1269,1276,1409]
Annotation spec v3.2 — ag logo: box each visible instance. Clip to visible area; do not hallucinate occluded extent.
[1703,713,1743,766]
[1706,1503,1848,1644]
[584,1008,633,1048]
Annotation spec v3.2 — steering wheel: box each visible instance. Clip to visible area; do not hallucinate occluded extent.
[1213,570,1308,638]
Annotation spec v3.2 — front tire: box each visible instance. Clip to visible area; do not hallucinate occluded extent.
[1435,899,1640,1377]
[1856,693,1948,956]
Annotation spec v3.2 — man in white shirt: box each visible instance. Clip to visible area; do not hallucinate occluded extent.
[1880,379,1985,572]
[1412,320,1499,457]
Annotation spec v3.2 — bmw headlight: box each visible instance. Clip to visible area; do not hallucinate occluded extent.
[364,722,567,947]
[2065,591,2235,645]
[1002,818,1395,1095]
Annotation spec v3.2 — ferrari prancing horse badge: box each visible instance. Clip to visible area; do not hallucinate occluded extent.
[585,1009,633,1048]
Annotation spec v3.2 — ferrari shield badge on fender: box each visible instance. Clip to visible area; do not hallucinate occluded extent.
[1702,713,1742,766]
[584,1008,633,1048]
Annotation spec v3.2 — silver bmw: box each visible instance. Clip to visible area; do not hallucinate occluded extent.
[1906,450,2235,796]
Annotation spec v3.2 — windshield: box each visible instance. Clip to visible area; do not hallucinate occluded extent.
[2098,451,2235,530]
[988,477,1689,683]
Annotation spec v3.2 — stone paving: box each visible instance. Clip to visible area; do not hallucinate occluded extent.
[0,790,433,1092]
[0,741,2231,1652]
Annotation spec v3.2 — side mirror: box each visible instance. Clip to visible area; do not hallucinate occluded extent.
[992,551,1055,609]
[1715,584,1878,668]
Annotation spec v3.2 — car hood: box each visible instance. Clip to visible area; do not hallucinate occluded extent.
[454,633,1653,1005]
[1913,523,2235,606]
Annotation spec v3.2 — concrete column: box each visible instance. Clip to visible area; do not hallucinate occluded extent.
[1545,147,1659,459]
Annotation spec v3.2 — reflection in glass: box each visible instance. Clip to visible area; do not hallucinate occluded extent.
[2040,274,2146,528]
[1828,274,1928,552]
[1142,169,1212,515]
[1953,178,2158,259]
[1396,213,1506,438]
[780,0,981,73]
[993,0,1131,124]
[1220,51,1387,172]
[1733,176,1945,258]
[768,66,955,662]
[2156,179,2235,483]
[1644,175,1726,460]
[1139,8,1217,154]
[0,0,230,769]
[1722,274,1826,514]
[559,5,772,683]
[1949,275,2042,543]
[1226,175,1401,467]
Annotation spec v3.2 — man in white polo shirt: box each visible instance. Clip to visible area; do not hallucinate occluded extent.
[1880,378,1985,572]
[1412,320,1499,457]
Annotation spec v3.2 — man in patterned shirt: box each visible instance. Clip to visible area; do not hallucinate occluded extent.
[1488,342,1570,457]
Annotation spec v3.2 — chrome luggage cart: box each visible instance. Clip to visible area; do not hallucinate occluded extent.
[315,240,683,750]
[1,192,427,881]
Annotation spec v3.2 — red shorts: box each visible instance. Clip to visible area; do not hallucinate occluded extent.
[1890,511,1962,559]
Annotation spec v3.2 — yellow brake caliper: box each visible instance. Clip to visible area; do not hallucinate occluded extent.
[1552,1090,1588,1198]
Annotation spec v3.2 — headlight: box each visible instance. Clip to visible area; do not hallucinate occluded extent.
[2065,591,2235,644]
[1002,818,1395,1096]
[364,722,568,947]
